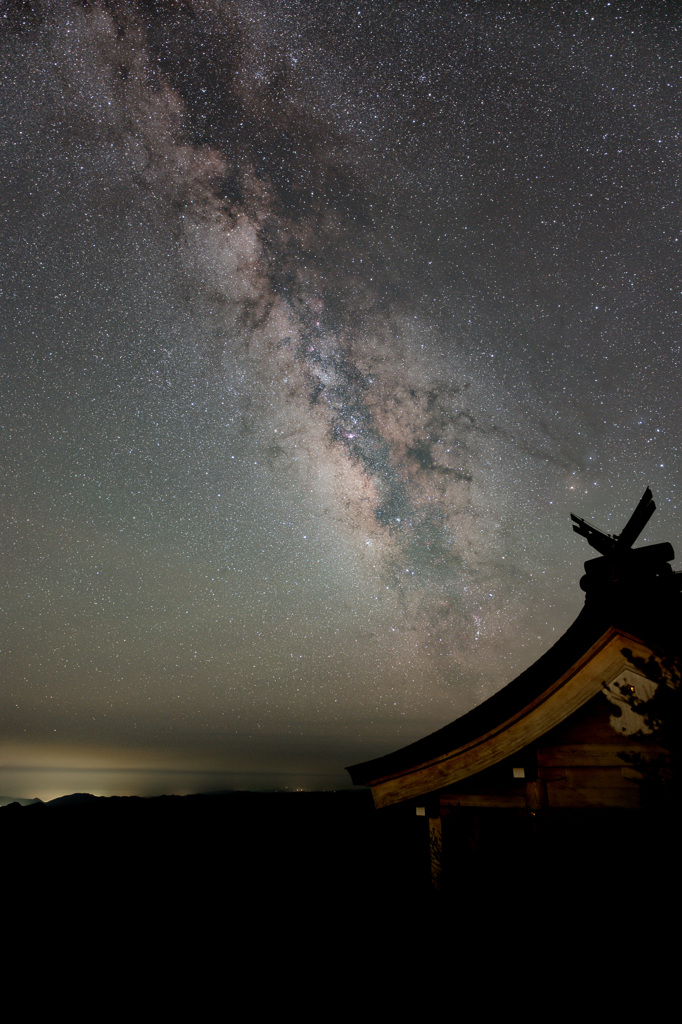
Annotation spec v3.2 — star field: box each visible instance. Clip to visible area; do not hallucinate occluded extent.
[1,0,680,797]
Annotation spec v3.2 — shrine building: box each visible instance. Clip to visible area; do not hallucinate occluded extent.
[347,490,680,890]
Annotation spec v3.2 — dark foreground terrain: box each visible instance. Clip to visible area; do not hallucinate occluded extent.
[5,791,679,983]
[4,791,431,936]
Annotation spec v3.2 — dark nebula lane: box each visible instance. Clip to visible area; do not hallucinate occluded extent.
[1,1,680,798]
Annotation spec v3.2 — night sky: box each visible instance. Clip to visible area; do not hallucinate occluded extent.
[1,0,680,799]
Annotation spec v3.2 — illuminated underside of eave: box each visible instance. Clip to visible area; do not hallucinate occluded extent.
[367,629,651,809]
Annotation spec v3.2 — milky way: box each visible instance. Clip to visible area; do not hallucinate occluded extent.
[1,1,680,797]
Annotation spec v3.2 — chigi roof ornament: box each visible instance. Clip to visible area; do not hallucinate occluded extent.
[570,487,680,602]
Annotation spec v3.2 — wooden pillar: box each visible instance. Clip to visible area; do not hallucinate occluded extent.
[525,776,548,847]
[428,805,443,892]
[525,778,548,814]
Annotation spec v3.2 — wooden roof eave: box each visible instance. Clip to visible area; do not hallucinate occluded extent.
[362,628,651,808]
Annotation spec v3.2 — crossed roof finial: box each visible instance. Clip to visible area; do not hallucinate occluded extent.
[570,487,655,558]
[570,487,680,601]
